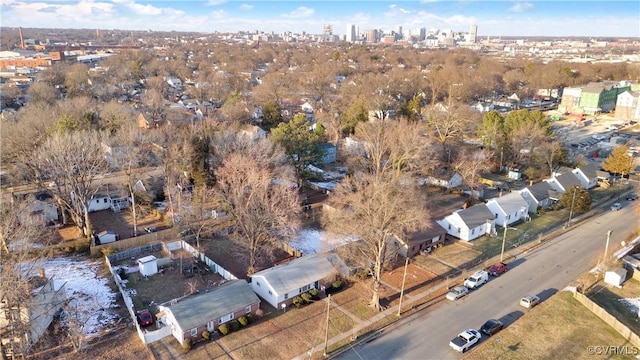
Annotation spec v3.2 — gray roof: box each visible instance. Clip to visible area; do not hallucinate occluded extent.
[596,170,610,179]
[555,172,581,190]
[457,203,494,228]
[403,220,447,246]
[166,280,259,331]
[525,181,553,201]
[489,192,528,214]
[250,253,340,296]
[577,163,598,179]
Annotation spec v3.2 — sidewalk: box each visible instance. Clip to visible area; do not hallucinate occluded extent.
[293,185,635,360]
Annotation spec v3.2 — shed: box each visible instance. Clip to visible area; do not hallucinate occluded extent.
[138,255,158,277]
[604,268,627,288]
[96,230,117,244]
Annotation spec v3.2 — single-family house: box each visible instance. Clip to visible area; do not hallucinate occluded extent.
[239,124,267,141]
[0,275,66,357]
[157,280,260,345]
[485,192,530,227]
[301,101,314,113]
[249,253,348,309]
[615,90,640,121]
[317,142,337,164]
[519,181,554,214]
[166,77,182,90]
[77,193,130,213]
[544,172,581,194]
[392,221,447,258]
[572,163,599,189]
[436,203,495,241]
[420,172,463,190]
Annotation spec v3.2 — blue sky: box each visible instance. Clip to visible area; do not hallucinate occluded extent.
[1,1,639,37]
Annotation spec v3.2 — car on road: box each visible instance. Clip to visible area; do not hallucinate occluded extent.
[464,270,489,289]
[136,309,154,326]
[449,329,481,353]
[520,295,540,309]
[487,262,508,276]
[610,203,622,211]
[480,319,504,336]
[446,286,469,301]
[626,194,637,201]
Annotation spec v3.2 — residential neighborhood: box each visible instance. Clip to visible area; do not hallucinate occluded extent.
[1,18,640,360]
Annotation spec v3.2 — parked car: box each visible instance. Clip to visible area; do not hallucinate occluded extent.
[449,329,482,353]
[520,295,540,309]
[446,286,469,301]
[464,270,489,289]
[144,226,157,233]
[480,319,504,336]
[487,262,508,276]
[610,203,622,211]
[626,194,637,201]
[136,309,154,326]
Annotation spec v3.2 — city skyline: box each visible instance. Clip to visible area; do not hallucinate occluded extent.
[1,1,639,38]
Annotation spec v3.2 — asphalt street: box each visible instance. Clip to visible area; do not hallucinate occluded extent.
[335,203,638,360]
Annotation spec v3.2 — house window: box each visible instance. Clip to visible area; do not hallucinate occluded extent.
[219,313,234,324]
[245,305,252,314]
[495,213,498,219]
[284,293,289,300]
[104,198,108,203]
[471,229,475,235]
[300,284,310,293]
[448,224,451,230]
[507,214,511,219]
[268,290,272,295]
[190,328,198,336]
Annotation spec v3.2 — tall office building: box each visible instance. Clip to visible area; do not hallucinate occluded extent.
[346,24,357,42]
[469,24,478,43]
[365,29,378,43]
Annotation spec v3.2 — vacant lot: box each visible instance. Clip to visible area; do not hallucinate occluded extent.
[89,209,168,239]
[465,291,637,360]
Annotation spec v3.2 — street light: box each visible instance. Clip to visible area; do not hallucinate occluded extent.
[500,221,520,262]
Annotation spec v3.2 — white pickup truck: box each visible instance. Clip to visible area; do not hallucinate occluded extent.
[464,270,489,289]
[449,329,482,353]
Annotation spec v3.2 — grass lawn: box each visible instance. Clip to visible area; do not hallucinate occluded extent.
[431,242,483,269]
[216,297,356,360]
[465,291,638,360]
[587,279,640,336]
[330,281,379,321]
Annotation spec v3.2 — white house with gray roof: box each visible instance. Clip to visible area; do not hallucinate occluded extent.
[544,171,581,194]
[486,192,529,227]
[157,280,260,345]
[249,253,348,309]
[519,181,554,214]
[572,163,600,189]
[436,203,495,241]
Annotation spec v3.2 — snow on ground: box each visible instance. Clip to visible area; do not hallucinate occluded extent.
[618,297,640,315]
[288,228,358,254]
[26,257,119,339]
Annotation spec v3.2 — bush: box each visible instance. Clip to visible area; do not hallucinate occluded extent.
[255,309,264,317]
[155,187,166,202]
[246,314,256,324]
[332,280,343,289]
[301,292,312,303]
[202,331,210,340]
[182,338,192,352]
[293,296,304,308]
[230,320,240,331]
[100,247,115,256]
[238,316,248,326]
[309,288,319,298]
[218,323,229,335]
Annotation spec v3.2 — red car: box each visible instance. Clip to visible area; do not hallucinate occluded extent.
[136,309,154,326]
[487,262,508,276]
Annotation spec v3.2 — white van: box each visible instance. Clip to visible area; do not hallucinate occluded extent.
[464,270,489,289]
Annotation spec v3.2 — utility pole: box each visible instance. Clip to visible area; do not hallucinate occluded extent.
[323,294,331,357]
[397,257,409,317]
[566,186,578,228]
[603,230,612,272]
[500,220,508,262]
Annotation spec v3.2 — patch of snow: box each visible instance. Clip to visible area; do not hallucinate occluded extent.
[307,164,325,174]
[289,229,358,254]
[618,297,640,314]
[26,257,119,339]
[309,181,339,192]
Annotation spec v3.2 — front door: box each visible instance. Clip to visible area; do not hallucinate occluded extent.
[207,320,215,332]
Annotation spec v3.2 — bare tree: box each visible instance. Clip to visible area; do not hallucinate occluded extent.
[323,121,430,311]
[215,150,300,276]
[452,148,494,198]
[35,131,110,237]
[537,140,565,178]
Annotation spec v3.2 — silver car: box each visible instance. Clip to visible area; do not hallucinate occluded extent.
[446,286,469,301]
[611,203,622,211]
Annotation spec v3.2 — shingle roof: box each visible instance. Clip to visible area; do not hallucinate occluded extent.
[250,253,341,296]
[577,163,599,179]
[457,203,494,228]
[488,192,528,214]
[525,181,553,202]
[166,280,259,331]
[403,220,447,246]
[555,172,581,190]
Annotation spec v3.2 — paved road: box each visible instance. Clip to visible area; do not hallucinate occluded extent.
[336,204,638,360]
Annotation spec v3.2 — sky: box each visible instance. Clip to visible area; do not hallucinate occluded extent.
[1,1,639,38]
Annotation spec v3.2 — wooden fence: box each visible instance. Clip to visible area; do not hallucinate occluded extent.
[574,292,640,347]
[91,228,178,255]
